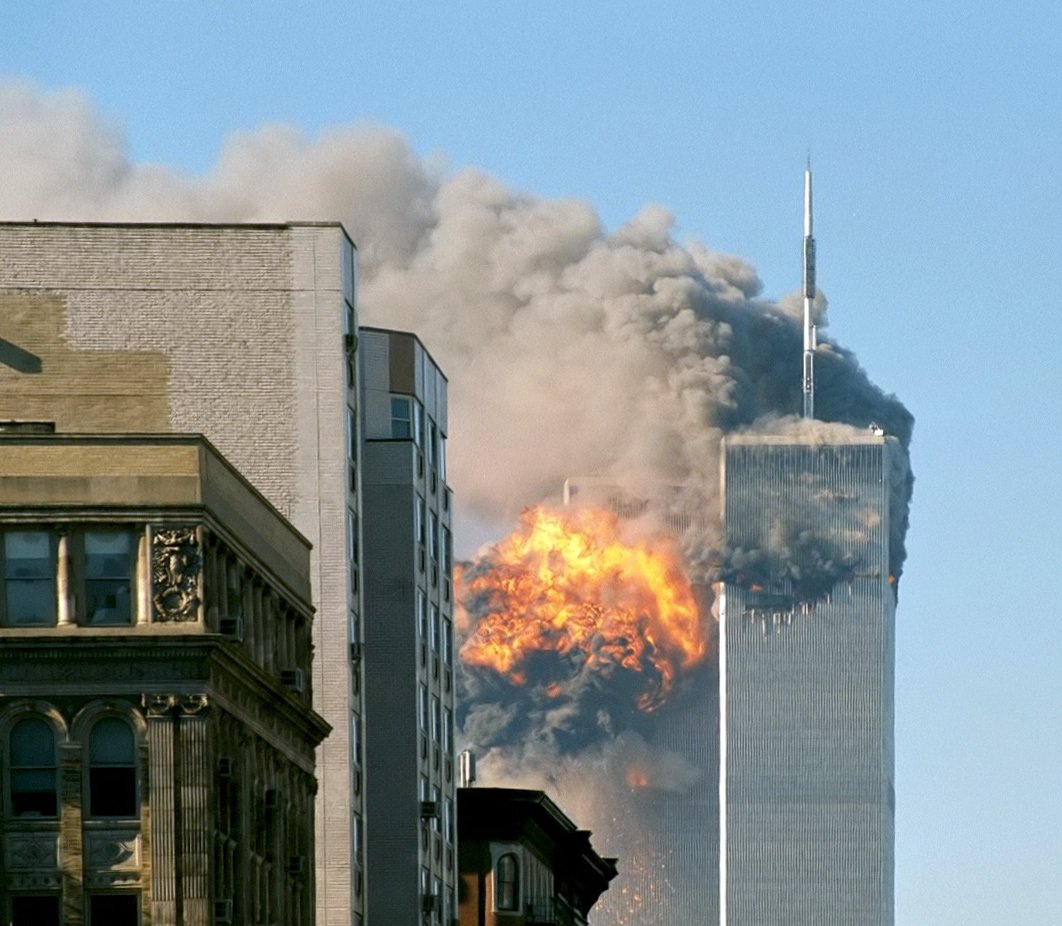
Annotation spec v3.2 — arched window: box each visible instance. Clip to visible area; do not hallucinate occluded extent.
[496,852,519,912]
[10,717,57,816]
[88,718,137,818]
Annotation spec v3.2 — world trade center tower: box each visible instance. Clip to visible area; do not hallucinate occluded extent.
[718,432,898,926]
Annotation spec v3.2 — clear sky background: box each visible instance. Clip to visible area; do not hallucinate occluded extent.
[2,2,1060,922]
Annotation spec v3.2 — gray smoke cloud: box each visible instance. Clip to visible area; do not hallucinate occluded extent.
[0,81,914,925]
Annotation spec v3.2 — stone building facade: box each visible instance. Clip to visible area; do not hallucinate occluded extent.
[0,433,329,926]
[0,222,364,926]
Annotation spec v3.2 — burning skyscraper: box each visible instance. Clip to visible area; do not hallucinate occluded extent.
[719,431,901,925]
[454,168,912,926]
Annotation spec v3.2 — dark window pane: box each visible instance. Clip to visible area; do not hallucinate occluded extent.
[90,893,138,925]
[390,396,412,439]
[497,853,519,910]
[12,895,60,926]
[89,718,137,817]
[85,531,134,624]
[89,718,135,764]
[5,531,55,625]
[10,719,57,817]
[89,767,137,817]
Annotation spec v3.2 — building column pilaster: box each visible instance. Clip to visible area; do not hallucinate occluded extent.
[58,740,84,926]
[177,695,212,926]
[144,695,178,926]
[56,530,74,626]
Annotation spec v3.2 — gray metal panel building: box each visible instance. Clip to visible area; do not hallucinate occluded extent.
[719,434,895,925]
[360,328,457,925]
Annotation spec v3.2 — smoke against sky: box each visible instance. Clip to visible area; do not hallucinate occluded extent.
[0,80,911,543]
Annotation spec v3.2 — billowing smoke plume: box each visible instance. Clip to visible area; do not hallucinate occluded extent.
[0,82,913,925]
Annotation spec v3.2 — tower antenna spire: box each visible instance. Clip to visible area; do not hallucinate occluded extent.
[802,162,816,419]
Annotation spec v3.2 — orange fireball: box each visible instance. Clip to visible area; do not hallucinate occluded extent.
[457,506,706,711]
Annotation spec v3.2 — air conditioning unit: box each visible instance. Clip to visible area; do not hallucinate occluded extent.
[217,757,235,778]
[219,616,244,640]
[421,892,438,913]
[280,668,305,693]
[420,800,439,820]
[288,855,306,875]
[213,899,233,923]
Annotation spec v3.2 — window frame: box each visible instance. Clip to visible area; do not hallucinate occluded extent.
[79,528,137,626]
[1,529,58,627]
[495,852,520,912]
[86,715,139,820]
[8,715,59,819]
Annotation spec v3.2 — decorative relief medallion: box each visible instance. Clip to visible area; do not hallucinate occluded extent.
[151,526,202,622]
[5,834,58,870]
[86,831,140,869]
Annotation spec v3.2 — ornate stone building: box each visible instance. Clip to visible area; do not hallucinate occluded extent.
[0,432,329,926]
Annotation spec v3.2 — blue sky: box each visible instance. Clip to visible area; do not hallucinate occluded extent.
[4,2,1062,922]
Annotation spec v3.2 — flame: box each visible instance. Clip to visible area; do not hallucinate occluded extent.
[626,766,651,789]
[457,506,706,711]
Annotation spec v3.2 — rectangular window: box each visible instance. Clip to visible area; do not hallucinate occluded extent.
[347,408,358,463]
[427,420,437,469]
[417,498,426,548]
[4,531,56,625]
[442,619,453,663]
[11,896,60,926]
[430,605,439,651]
[390,396,412,439]
[419,685,429,731]
[413,401,423,447]
[417,590,428,639]
[429,512,438,562]
[351,713,362,766]
[431,696,440,742]
[84,530,134,625]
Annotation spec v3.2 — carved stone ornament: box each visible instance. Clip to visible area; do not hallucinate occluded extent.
[143,693,178,716]
[179,694,209,716]
[151,526,202,622]
[86,831,140,869]
[7,872,61,891]
[5,835,59,870]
